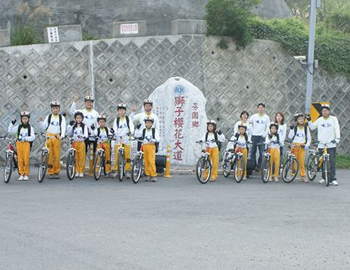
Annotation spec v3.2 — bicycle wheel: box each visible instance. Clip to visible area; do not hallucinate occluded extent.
[324,159,331,187]
[66,150,75,181]
[261,157,270,183]
[118,152,124,182]
[38,151,48,183]
[233,156,245,183]
[306,154,317,181]
[131,157,142,184]
[94,152,104,181]
[3,153,13,183]
[196,157,211,184]
[13,153,20,176]
[282,158,299,183]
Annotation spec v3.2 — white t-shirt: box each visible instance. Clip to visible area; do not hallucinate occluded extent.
[249,113,270,137]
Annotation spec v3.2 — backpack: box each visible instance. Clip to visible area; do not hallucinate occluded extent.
[116,116,130,130]
[205,132,222,151]
[268,133,280,144]
[17,124,33,149]
[234,133,248,143]
[47,114,63,135]
[142,128,159,153]
[97,127,109,138]
[72,123,86,137]
[292,124,308,144]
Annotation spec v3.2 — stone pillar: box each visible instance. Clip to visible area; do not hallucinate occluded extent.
[44,25,83,43]
[0,29,10,47]
[171,20,207,35]
[110,21,147,38]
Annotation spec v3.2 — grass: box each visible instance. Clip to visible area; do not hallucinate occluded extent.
[336,155,350,169]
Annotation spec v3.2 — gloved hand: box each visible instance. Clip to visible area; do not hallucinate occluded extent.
[110,128,115,134]
[335,139,340,144]
[151,139,157,143]
[136,123,141,129]
[91,124,95,130]
[290,124,294,130]
[217,129,222,135]
[11,119,17,125]
[69,120,75,126]
[305,114,311,121]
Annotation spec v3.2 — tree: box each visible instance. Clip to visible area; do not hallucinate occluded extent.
[205,0,260,49]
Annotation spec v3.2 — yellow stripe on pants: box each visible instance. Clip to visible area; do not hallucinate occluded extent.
[97,142,111,173]
[292,144,306,177]
[203,147,219,180]
[143,144,157,177]
[269,148,280,178]
[113,143,131,172]
[16,141,31,176]
[47,134,61,175]
[74,141,86,174]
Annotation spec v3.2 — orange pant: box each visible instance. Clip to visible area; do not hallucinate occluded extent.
[47,134,61,175]
[292,144,306,177]
[74,141,86,174]
[16,141,31,176]
[113,143,131,172]
[97,142,111,173]
[236,148,248,177]
[204,147,219,180]
[269,148,280,178]
[143,144,157,177]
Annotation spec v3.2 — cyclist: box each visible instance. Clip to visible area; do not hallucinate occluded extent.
[112,103,134,179]
[265,122,280,182]
[307,104,340,186]
[70,94,99,177]
[39,101,66,179]
[93,115,112,177]
[288,113,311,183]
[249,103,271,172]
[67,112,88,178]
[201,120,225,182]
[8,111,36,181]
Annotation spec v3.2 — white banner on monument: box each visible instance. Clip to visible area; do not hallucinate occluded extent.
[149,77,208,166]
[120,23,139,35]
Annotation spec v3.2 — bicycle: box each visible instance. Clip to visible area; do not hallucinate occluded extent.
[222,140,248,183]
[37,133,58,183]
[93,135,113,181]
[65,136,77,181]
[281,141,300,183]
[1,136,19,183]
[195,140,216,184]
[131,139,145,184]
[260,141,280,183]
[114,136,128,182]
[307,141,335,186]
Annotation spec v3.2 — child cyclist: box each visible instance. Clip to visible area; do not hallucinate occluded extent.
[226,124,250,180]
[265,122,280,182]
[92,115,112,177]
[113,103,134,179]
[288,113,311,183]
[67,112,88,177]
[141,117,159,182]
[8,112,36,181]
[201,120,225,182]
[40,101,66,179]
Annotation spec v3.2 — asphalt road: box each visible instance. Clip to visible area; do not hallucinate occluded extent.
[1,168,349,270]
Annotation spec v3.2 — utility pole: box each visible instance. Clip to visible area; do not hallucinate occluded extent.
[305,0,321,113]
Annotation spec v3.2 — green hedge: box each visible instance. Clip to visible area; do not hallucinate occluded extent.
[250,18,350,77]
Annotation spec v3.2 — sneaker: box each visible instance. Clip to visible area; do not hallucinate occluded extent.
[105,173,111,178]
[79,173,84,178]
[54,173,60,179]
[268,177,273,182]
[18,175,24,181]
[49,174,55,179]
[209,178,217,182]
[243,177,247,181]
[274,177,279,182]
[301,177,309,183]
[146,176,151,182]
[331,180,339,186]
[150,177,157,182]
[318,179,325,184]
[88,173,93,177]
[126,172,131,179]
[23,175,29,181]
